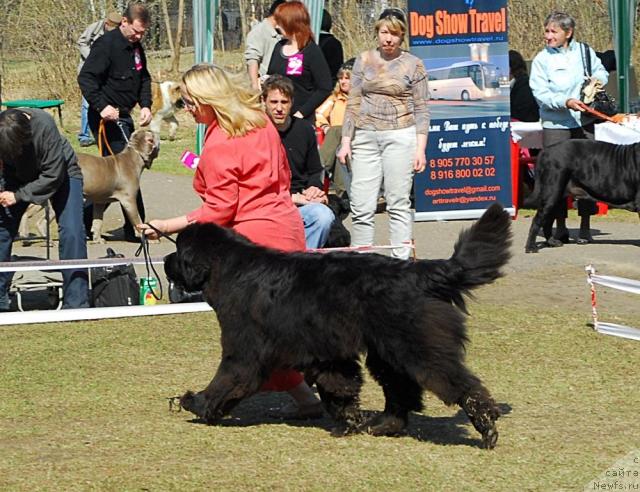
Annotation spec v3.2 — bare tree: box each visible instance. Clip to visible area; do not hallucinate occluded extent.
[160,0,174,53]
[170,0,184,73]
[237,0,248,47]
[159,0,185,74]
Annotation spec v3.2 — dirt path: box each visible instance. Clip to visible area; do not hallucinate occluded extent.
[13,171,640,317]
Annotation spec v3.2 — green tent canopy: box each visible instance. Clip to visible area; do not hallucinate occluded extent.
[608,0,638,112]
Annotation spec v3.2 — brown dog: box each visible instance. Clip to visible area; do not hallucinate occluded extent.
[78,129,159,243]
[150,80,183,140]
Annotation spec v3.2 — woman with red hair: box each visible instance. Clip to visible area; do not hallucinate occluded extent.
[267,0,332,122]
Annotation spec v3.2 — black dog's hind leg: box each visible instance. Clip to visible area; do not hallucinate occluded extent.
[525,204,560,253]
[458,386,501,450]
[180,357,264,424]
[364,348,423,436]
[419,364,500,449]
[314,358,364,435]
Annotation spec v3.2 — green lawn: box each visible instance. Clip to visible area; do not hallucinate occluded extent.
[1,303,638,490]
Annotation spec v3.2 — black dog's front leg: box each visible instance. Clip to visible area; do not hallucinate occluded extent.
[314,359,365,436]
[181,358,264,424]
[525,207,557,253]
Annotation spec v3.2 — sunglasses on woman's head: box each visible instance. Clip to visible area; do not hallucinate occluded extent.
[378,7,406,23]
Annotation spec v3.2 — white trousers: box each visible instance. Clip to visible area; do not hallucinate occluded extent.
[349,126,416,259]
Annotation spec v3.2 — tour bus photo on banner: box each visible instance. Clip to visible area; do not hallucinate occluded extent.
[409,0,514,220]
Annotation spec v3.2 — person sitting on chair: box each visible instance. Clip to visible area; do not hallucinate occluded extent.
[262,75,335,249]
[316,58,355,198]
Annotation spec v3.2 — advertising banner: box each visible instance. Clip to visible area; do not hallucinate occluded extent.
[409,0,514,220]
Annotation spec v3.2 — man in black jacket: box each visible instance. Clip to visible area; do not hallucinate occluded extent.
[0,109,89,310]
[78,2,152,241]
[319,9,344,86]
[262,75,335,249]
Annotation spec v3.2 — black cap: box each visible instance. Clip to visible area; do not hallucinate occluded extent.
[378,7,406,24]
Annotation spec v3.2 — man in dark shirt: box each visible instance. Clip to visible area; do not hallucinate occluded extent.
[78,2,152,241]
[319,9,344,86]
[262,75,334,249]
[0,109,89,310]
[508,50,539,123]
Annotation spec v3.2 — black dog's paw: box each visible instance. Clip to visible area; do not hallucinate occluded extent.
[524,244,539,253]
[180,390,207,419]
[365,414,408,437]
[481,426,499,450]
[329,424,361,437]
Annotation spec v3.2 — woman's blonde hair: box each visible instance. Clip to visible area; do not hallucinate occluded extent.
[181,63,266,137]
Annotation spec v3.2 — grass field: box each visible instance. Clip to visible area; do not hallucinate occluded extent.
[1,300,639,490]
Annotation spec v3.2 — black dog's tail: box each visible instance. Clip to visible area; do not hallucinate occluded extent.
[423,203,512,312]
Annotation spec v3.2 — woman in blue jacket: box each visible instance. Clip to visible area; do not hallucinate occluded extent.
[529,11,608,246]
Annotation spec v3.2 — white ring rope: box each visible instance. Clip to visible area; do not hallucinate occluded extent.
[585,264,640,341]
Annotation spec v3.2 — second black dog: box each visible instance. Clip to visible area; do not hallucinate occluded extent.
[525,139,640,253]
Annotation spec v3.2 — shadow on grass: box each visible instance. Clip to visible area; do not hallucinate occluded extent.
[532,227,640,247]
[174,393,513,449]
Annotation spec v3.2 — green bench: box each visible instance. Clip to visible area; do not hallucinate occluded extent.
[1,99,65,128]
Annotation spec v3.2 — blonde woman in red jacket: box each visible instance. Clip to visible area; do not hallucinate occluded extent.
[138,63,322,419]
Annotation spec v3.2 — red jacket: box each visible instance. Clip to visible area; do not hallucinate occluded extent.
[187,119,305,252]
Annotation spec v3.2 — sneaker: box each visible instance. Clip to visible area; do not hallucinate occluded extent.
[79,139,95,147]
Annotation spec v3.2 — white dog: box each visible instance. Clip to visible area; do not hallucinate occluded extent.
[150,80,183,140]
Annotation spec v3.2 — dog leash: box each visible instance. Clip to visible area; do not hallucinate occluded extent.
[97,119,131,156]
[134,223,177,301]
[116,120,130,144]
[98,120,116,156]
[583,106,640,136]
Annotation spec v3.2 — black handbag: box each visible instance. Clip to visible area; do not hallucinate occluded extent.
[91,248,140,307]
[580,43,617,120]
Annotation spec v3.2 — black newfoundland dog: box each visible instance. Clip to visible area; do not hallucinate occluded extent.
[525,139,640,253]
[165,203,511,449]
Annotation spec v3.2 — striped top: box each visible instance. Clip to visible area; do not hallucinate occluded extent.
[342,49,429,138]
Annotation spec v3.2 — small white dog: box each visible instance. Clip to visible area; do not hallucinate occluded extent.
[150,80,183,140]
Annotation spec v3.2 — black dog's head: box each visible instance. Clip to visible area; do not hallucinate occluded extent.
[164,223,230,293]
[326,194,350,220]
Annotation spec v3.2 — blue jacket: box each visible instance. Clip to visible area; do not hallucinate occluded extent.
[529,39,608,129]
